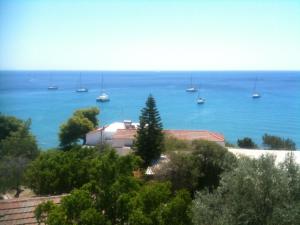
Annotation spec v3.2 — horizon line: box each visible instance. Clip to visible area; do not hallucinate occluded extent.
[1,69,300,72]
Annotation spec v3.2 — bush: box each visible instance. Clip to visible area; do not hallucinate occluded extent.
[0,115,39,197]
[25,146,99,195]
[164,135,190,152]
[237,137,257,149]
[262,133,296,150]
[191,154,300,225]
[155,140,237,193]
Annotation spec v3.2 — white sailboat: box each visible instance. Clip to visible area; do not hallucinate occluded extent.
[96,75,110,102]
[47,74,58,90]
[186,76,197,92]
[76,73,88,92]
[252,77,261,98]
[197,97,205,104]
[196,84,205,104]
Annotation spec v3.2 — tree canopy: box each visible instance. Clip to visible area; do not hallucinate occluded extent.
[155,140,237,193]
[35,181,192,225]
[0,113,24,140]
[0,115,39,197]
[135,95,164,167]
[33,147,192,225]
[59,107,99,149]
[262,133,296,150]
[25,146,98,195]
[191,153,300,225]
[237,137,257,149]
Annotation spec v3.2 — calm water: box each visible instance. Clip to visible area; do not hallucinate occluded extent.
[0,71,299,149]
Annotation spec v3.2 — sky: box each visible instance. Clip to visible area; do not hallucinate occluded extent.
[0,0,300,71]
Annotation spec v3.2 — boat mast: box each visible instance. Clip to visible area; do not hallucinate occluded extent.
[49,73,52,86]
[101,73,104,93]
[79,73,82,88]
[253,77,257,93]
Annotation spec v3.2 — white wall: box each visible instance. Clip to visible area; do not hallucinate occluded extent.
[228,148,300,164]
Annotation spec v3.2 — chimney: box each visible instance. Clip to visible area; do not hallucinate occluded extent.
[123,120,132,129]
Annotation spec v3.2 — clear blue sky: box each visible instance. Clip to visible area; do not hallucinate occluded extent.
[1,0,300,70]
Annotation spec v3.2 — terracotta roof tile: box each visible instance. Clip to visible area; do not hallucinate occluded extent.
[112,129,224,142]
[0,195,64,225]
[164,130,224,142]
[112,129,137,139]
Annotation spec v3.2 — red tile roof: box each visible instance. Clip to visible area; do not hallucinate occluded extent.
[112,129,224,142]
[112,129,137,139]
[0,195,64,225]
[164,130,224,142]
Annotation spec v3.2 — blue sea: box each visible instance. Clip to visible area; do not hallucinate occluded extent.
[0,71,299,149]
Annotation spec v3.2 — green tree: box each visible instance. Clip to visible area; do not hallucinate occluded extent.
[191,154,300,225]
[164,135,190,152]
[33,150,192,225]
[155,140,237,194]
[263,133,296,150]
[135,95,164,166]
[192,140,237,192]
[25,146,98,195]
[154,152,199,193]
[59,107,99,148]
[159,189,192,225]
[74,107,99,128]
[35,189,109,225]
[0,113,24,140]
[237,137,258,149]
[128,182,192,225]
[0,116,39,197]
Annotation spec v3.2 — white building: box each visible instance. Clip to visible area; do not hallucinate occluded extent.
[86,120,138,148]
[86,121,225,152]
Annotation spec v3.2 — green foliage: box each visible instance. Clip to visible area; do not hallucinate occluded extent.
[159,189,192,225]
[135,95,164,167]
[34,151,191,225]
[237,137,258,149]
[155,152,199,192]
[74,107,99,128]
[155,140,237,193]
[225,141,236,147]
[191,154,300,225]
[35,200,57,224]
[0,115,39,196]
[128,182,192,225]
[25,146,99,195]
[0,113,24,140]
[263,133,296,150]
[59,107,99,149]
[35,189,109,225]
[164,135,190,152]
[191,140,237,192]
[0,123,39,159]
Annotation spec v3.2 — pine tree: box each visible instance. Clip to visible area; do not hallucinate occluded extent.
[135,95,164,167]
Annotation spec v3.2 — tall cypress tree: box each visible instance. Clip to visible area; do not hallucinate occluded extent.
[135,94,164,167]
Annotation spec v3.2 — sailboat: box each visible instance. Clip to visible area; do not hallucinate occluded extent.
[76,73,88,92]
[47,74,58,90]
[186,76,197,92]
[196,84,205,104]
[197,96,205,104]
[252,77,261,98]
[96,75,110,102]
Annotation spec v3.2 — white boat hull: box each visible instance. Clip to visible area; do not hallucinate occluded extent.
[48,86,58,90]
[96,94,110,102]
[76,88,88,92]
[186,88,197,92]
[252,93,261,98]
[197,98,205,104]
